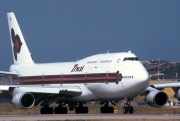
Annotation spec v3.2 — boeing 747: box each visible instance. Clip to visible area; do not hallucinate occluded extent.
[0,12,169,114]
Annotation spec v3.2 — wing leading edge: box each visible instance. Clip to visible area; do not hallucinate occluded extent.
[149,82,180,89]
[0,85,82,97]
[0,71,17,76]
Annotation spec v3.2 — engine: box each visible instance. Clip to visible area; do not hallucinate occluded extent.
[174,89,180,101]
[145,90,168,107]
[12,88,35,108]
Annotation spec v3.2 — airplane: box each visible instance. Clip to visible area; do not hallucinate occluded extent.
[0,12,169,114]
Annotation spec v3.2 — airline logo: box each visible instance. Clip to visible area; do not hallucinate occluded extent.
[71,64,85,72]
[11,28,22,60]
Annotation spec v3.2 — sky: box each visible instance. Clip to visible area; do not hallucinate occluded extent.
[0,0,180,71]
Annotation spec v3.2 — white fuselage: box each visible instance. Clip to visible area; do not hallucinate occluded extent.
[10,52,150,102]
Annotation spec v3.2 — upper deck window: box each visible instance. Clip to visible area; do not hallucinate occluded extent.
[100,60,112,63]
[87,61,97,64]
[123,57,139,61]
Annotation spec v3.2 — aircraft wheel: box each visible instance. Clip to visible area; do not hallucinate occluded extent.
[101,107,114,113]
[75,107,81,114]
[123,106,128,114]
[128,106,134,114]
[40,107,46,114]
[54,107,59,114]
[54,107,67,114]
[75,107,88,113]
[100,107,105,113]
[109,107,114,113]
[40,107,53,114]
[48,107,53,114]
[83,106,88,113]
[62,107,68,114]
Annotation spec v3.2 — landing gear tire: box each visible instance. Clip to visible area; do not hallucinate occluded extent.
[54,107,68,114]
[75,106,88,114]
[123,97,134,114]
[123,106,128,114]
[40,107,53,114]
[100,106,114,113]
[128,106,133,114]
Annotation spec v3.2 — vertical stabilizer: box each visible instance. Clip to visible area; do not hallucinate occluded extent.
[7,12,34,65]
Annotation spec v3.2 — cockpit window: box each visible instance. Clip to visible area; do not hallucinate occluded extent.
[123,57,139,61]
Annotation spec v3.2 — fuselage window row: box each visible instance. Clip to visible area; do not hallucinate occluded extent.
[122,76,133,78]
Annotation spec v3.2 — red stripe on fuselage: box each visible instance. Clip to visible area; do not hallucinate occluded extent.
[15,71,122,84]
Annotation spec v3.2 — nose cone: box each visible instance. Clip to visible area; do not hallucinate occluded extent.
[136,64,150,90]
[139,68,149,82]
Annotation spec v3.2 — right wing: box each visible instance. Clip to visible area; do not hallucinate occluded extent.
[0,71,17,76]
[0,84,82,108]
[0,85,82,97]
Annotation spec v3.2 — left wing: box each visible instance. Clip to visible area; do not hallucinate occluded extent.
[149,81,180,89]
[140,81,180,108]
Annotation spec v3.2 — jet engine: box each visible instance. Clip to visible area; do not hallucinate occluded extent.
[174,89,180,101]
[12,88,35,108]
[145,90,168,107]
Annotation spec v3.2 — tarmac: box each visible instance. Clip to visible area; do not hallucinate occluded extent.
[0,114,180,120]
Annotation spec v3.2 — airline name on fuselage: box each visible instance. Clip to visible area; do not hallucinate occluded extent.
[71,64,85,72]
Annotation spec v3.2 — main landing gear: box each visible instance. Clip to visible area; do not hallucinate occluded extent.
[40,106,68,114]
[40,99,68,114]
[40,107,54,114]
[100,101,114,113]
[40,96,55,114]
[54,103,68,114]
[123,97,134,114]
[75,102,88,114]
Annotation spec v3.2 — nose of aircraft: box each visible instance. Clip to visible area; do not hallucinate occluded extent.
[136,64,150,89]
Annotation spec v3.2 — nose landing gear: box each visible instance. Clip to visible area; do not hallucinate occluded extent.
[123,97,134,114]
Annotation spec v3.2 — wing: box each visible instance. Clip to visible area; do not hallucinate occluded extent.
[0,84,82,108]
[0,85,82,96]
[149,82,180,89]
[0,71,17,76]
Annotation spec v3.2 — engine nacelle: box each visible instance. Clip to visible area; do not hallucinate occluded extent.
[146,90,168,107]
[174,89,180,101]
[12,88,35,108]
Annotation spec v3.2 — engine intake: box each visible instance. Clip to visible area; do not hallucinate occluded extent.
[12,88,35,108]
[146,90,168,107]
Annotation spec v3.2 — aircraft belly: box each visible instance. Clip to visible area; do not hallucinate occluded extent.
[86,83,125,100]
[86,80,147,100]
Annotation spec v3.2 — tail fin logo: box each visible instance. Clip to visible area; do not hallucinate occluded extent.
[11,28,23,60]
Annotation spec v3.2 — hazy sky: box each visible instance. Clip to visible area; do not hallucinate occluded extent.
[0,0,180,70]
